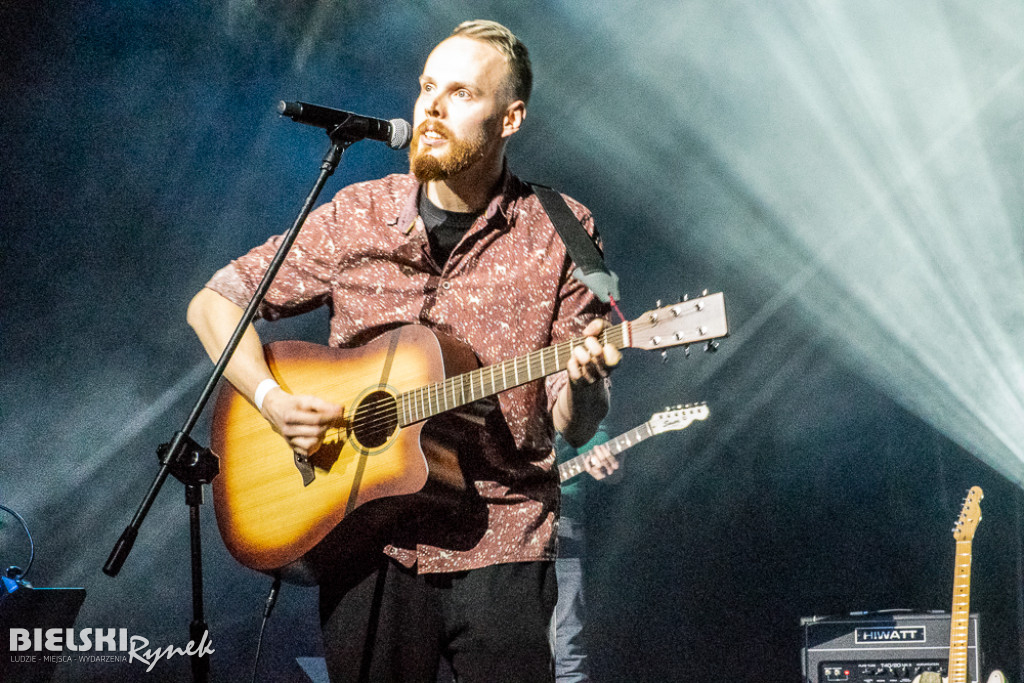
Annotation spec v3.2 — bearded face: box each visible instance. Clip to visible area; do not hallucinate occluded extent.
[409,118,490,183]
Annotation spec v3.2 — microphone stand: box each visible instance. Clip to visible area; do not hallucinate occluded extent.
[104,122,366,682]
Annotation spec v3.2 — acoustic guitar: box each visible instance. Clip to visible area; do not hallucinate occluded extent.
[557,404,709,483]
[210,293,728,574]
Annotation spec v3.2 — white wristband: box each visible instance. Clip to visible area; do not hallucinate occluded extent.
[253,378,280,412]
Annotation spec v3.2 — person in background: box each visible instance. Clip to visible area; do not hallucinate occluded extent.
[553,423,621,682]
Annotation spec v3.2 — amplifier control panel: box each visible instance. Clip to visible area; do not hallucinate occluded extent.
[820,660,954,683]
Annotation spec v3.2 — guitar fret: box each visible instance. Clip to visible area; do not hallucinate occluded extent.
[399,308,721,429]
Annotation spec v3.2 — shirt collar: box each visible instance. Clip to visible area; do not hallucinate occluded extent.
[397,161,525,235]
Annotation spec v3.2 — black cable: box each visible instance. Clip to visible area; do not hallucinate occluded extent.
[0,503,35,583]
[251,576,282,683]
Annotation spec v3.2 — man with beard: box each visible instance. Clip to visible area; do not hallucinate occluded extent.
[187,19,616,683]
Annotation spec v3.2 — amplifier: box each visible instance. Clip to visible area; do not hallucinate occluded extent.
[800,610,980,683]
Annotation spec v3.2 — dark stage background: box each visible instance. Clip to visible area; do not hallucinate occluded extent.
[2,2,1022,681]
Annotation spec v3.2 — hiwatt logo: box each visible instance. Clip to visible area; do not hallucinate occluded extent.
[855,625,927,644]
[8,627,214,672]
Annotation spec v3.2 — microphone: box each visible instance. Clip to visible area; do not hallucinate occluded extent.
[278,101,412,149]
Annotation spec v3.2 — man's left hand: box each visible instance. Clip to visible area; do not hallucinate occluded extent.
[566,318,621,385]
[583,442,621,480]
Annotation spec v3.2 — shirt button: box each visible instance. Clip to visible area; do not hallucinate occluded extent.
[441,281,452,290]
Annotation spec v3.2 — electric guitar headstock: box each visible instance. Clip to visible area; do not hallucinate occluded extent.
[648,404,710,435]
[953,486,983,543]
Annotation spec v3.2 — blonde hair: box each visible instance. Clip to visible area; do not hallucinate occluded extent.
[450,20,532,105]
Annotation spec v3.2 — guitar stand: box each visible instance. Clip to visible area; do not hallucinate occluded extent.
[103,119,369,681]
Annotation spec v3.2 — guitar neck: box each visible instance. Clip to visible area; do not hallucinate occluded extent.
[948,538,973,683]
[558,421,654,482]
[397,323,630,426]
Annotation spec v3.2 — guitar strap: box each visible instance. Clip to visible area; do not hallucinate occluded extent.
[530,183,620,304]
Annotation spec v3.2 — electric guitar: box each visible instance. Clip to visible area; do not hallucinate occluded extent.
[912,487,1005,683]
[557,404,709,483]
[210,293,728,574]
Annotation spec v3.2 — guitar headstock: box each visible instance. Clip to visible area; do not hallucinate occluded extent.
[648,403,710,434]
[953,486,984,542]
[629,292,728,351]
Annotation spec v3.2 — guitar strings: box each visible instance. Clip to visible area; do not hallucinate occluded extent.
[326,337,598,438]
[322,313,703,440]
[317,325,629,440]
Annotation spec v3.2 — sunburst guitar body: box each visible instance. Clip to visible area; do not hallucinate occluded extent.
[211,325,476,575]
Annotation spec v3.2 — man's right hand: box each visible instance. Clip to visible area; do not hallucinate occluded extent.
[187,288,347,456]
[259,388,346,457]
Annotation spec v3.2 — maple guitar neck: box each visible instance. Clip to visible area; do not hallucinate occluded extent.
[912,486,994,683]
[947,535,973,683]
[557,404,710,482]
[558,421,655,482]
[947,485,983,683]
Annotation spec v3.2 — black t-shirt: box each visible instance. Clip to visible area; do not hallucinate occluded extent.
[418,190,481,266]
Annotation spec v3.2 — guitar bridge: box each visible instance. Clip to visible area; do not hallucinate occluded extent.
[293,451,315,487]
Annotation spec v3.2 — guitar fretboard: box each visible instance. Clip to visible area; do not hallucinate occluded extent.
[558,422,655,482]
[397,324,629,426]
[948,538,973,683]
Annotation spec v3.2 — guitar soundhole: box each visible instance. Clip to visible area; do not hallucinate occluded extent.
[351,390,398,449]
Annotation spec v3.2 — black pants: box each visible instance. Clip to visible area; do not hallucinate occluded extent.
[319,558,556,683]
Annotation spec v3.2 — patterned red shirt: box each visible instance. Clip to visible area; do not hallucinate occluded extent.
[205,169,608,572]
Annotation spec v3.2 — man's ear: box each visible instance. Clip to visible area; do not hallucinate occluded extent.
[501,100,526,139]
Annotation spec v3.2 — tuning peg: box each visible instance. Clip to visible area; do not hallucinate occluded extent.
[683,344,691,358]
[704,340,719,353]
[681,293,690,302]
[701,289,708,296]
[661,350,669,363]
